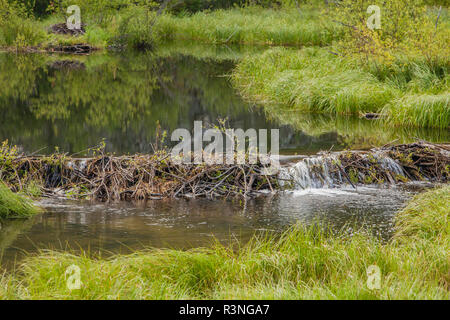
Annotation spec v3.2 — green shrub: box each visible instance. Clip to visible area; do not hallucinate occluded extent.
[0,0,46,46]
[330,0,450,66]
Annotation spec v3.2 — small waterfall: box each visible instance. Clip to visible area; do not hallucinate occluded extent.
[374,152,404,175]
[279,155,344,189]
[279,152,405,190]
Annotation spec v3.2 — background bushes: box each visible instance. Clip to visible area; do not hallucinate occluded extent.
[0,0,46,46]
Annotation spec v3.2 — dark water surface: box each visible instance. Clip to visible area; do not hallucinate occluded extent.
[0,44,443,267]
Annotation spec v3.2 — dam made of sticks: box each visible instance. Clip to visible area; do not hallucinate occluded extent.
[0,142,448,201]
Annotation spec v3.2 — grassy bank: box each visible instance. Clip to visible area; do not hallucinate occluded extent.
[232,47,449,128]
[152,6,339,46]
[0,183,40,218]
[0,3,339,50]
[1,185,448,299]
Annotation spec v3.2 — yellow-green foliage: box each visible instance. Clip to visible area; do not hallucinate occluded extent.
[330,0,449,65]
[0,186,448,299]
[0,0,46,47]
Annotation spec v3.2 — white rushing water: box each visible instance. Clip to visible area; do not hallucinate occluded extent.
[279,152,405,190]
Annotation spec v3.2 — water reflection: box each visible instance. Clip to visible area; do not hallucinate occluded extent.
[1,187,413,267]
[0,45,447,156]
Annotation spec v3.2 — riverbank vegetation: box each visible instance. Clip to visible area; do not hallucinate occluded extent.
[232,1,449,129]
[1,1,447,129]
[0,1,339,50]
[0,183,39,218]
[232,47,449,128]
[0,0,448,301]
[0,141,40,218]
[1,2,447,128]
[1,185,448,299]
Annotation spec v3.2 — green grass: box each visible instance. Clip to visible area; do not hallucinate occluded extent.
[384,93,450,128]
[152,6,341,46]
[232,47,449,128]
[233,47,397,113]
[0,5,341,49]
[1,185,448,300]
[0,183,40,218]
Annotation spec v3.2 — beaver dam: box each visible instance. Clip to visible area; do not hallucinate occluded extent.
[0,142,448,202]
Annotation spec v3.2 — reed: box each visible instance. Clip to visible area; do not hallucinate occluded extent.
[233,47,397,114]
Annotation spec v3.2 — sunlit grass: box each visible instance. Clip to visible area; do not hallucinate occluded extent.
[384,94,450,128]
[233,47,396,113]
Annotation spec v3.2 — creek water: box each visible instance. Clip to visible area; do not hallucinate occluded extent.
[0,43,447,267]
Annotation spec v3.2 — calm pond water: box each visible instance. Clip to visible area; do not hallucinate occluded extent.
[1,187,414,267]
[0,43,446,267]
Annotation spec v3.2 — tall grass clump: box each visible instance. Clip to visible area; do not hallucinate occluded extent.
[231,1,449,128]
[394,185,449,243]
[2,186,448,299]
[384,94,449,128]
[233,47,396,115]
[366,57,449,94]
[0,183,40,218]
[233,47,449,128]
[153,6,341,46]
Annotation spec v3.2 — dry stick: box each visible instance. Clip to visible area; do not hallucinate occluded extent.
[261,163,274,193]
[207,171,236,197]
[245,174,256,197]
[336,162,356,189]
[434,6,442,36]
